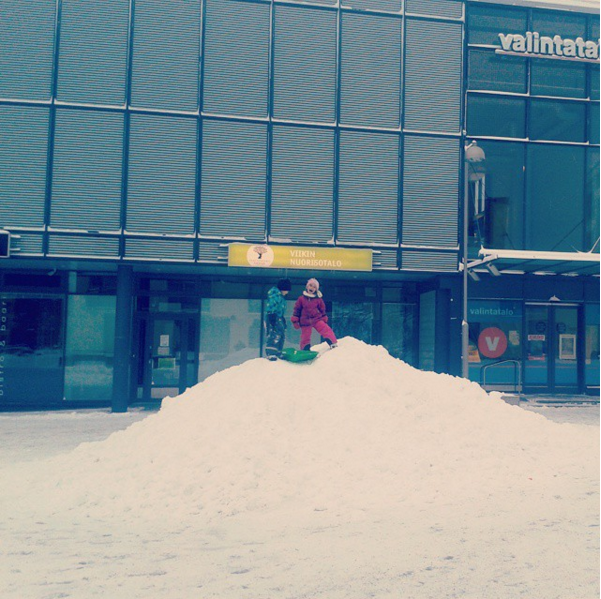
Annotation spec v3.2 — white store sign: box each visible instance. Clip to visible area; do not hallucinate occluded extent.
[497,32,600,63]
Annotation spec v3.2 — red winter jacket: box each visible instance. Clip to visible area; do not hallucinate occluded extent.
[291,292,328,327]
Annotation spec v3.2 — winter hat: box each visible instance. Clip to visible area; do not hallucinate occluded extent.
[306,278,319,290]
[277,278,292,291]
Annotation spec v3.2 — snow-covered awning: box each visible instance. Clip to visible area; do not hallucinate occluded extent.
[467,248,601,277]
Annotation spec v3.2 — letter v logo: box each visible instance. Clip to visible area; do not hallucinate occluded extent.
[498,34,514,51]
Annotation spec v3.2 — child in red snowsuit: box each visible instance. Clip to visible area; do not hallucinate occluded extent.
[291,278,338,351]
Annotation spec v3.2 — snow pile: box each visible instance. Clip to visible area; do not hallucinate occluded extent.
[4,337,598,524]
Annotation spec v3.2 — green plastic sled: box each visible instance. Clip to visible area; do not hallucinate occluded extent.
[280,347,319,363]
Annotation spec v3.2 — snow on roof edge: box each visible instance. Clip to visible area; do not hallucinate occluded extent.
[468,0,600,15]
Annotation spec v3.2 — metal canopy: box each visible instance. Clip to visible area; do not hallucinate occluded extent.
[467,248,601,277]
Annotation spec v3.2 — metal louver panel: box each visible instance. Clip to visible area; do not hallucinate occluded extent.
[200,119,267,239]
[51,109,123,231]
[49,235,120,257]
[346,0,401,11]
[402,250,458,271]
[405,0,463,19]
[125,238,194,261]
[338,131,399,244]
[402,135,459,247]
[127,114,197,235]
[404,19,462,133]
[0,0,55,101]
[131,0,200,111]
[270,126,334,243]
[273,5,336,123]
[203,0,270,118]
[0,105,49,228]
[341,13,401,129]
[11,234,44,256]
[57,0,129,105]
[373,249,399,269]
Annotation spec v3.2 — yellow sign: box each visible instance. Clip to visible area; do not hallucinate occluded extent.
[228,243,372,272]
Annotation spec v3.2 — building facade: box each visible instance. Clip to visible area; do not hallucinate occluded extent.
[0,0,598,410]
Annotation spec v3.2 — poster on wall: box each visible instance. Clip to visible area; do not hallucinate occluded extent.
[559,334,577,360]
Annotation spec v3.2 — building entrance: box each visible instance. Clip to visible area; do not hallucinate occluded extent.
[525,304,580,392]
[134,314,198,402]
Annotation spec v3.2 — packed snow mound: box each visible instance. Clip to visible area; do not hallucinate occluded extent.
[6,337,598,522]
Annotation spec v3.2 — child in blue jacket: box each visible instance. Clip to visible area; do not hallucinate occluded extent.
[265,278,291,360]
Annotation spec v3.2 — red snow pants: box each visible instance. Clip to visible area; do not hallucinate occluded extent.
[299,319,337,349]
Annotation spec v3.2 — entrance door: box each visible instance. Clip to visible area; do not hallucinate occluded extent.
[135,315,198,401]
[524,305,580,392]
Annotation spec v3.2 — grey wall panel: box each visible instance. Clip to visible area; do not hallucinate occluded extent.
[273,5,336,123]
[402,135,460,247]
[127,114,197,235]
[270,126,334,243]
[48,235,120,256]
[404,19,462,133]
[125,237,194,260]
[57,0,129,105]
[0,105,49,228]
[203,0,270,118]
[131,0,200,111]
[51,109,123,231]
[402,250,458,271]
[200,119,267,239]
[338,131,399,244]
[405,0,463,19]
[0,0,55,101]
[340,13,401,129]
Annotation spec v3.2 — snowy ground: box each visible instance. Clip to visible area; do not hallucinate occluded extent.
[0,338,598,599]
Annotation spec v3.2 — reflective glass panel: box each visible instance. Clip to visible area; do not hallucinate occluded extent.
[381,303,417,366]
[64,295,116,401]
[531,12,586,39]
[467,95,526,138]
[531,61,586,98]
[589,103,600,144]
[585,148,600,251]
[1,297,64,403]
[467,5,527,46]
[478,141,525,249]
[468,49,527,93]
[526,145,585,251]
[332,302,374,344]
[529,99,586,142]
[554,307,578,387]
[591,65,600,101]
[198,299,261,381]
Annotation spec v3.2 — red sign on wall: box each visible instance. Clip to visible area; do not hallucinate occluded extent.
[478,327,508,359]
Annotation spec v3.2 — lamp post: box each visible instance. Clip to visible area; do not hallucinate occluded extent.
[462,141,486,378]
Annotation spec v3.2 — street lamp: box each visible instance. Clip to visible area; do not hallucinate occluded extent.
[462,141,486,379]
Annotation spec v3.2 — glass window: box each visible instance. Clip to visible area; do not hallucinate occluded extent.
[1,297,64,404]
[478,141,525,249]
[467,95,526,138]
[585,304,600,388]
[526,144,585,251]
[529,99,586,142]
[590,104,600,145]
[468,49,527,93]
[64,295,116,401]
[585,148,600,251]
[531,12,586,39]
[332,302,375,344]
[467,300,523,387]
[198,299,262,381]
[381,303,417,366]
[531,61,586,98]
[467,5,527,46]
[591,66,600,101]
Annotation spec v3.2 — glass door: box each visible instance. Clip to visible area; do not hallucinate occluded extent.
[137,315,198,401]
[524,305,580,392]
